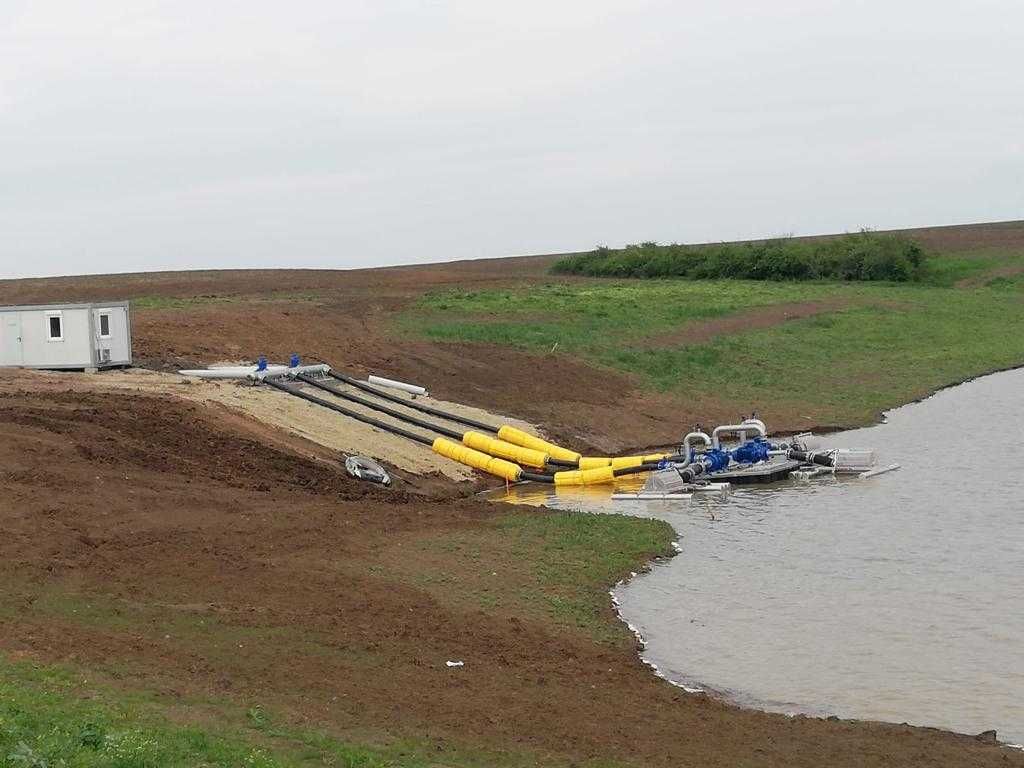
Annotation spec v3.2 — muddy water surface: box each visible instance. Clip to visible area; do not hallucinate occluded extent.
[492,368,1024,743]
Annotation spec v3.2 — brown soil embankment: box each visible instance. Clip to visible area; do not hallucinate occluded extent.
[1,383,1019,766]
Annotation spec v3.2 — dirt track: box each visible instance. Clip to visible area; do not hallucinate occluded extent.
[1,385,1019,766]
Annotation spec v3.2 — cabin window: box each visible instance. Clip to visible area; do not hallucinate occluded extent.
[99,313,111,338]
[46,313,63,341]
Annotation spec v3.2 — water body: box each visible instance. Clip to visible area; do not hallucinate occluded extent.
[492,368,1024,743]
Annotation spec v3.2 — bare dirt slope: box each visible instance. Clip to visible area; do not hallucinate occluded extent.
[7,368,539,482]
[1,385,1018,767]
[3,221,1021,453]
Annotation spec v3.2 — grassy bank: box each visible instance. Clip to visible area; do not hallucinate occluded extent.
[0,509,672,768]
[401,248,1024,427]
[0,657,549,768]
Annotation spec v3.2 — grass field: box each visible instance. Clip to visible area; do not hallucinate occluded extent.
[385,510,674,645]
[0,509,671,768]
[0,657,564,768]
[402,246,1024,426]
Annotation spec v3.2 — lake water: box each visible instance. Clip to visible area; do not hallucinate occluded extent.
[491,368,1024,744]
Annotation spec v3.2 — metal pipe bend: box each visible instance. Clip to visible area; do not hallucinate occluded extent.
[678,431,712,469]
[712,422,766,449]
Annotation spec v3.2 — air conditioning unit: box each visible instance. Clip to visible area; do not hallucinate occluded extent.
[98,348,111,363]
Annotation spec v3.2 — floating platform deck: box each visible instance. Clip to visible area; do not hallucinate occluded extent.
[709,458,802,484]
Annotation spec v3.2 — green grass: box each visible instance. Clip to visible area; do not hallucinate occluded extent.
[607,293,1024,423]
[494,511,673,637]
[0,657,596,768]
[404,280,846,351]
[388,510,674,645]
[0,506,673,768]
[400,247,1024,426]
[0,659,340,768]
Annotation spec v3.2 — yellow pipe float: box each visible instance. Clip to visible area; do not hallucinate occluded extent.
[440,429,666,487]
[578,454,668,470]
[553,466,617,486]
[496,425,582,463]
[431,437,523,481]
[461,431,549,469]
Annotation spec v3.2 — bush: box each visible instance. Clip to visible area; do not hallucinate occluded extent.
[551,231,927,282]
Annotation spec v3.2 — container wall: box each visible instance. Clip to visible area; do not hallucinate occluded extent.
[19,308,93,367]
[0,311,24,365]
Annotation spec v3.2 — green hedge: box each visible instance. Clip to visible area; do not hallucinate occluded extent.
[551,231,927,282]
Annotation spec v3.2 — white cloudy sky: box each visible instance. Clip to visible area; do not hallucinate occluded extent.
[1,0,1021,278]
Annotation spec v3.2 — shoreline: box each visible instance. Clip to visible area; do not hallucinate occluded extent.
[593,365,1024,750]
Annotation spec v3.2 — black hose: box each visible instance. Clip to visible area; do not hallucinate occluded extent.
[546,457,578,468]
[281,371,682,481]
[788,449,834,467]
[612,462,663,477]
[265,378,435,446]
[328,369,683,472]
[327,370,498,433]
[296,373,464,440]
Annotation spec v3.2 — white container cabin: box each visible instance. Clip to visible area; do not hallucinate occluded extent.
[0,301,132,370]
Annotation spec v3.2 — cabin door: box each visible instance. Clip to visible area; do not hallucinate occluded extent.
[1,313,23,365]
[93,306,129,364]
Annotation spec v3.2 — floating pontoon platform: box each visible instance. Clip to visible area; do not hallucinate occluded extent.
[708,457,802,484]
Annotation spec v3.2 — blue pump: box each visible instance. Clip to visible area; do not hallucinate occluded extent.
[731,438,771,464]
[256,356,268,372]
[290,353,300,368]
[701,448,731,472]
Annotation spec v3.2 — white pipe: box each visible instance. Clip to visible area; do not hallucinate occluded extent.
[739,417,767,443]
[179,365,291,379]
[255,363,330,381]
[859,463,901,479]
[678,431,712,469]
[178,363,330,381]
[367,375,428,396]
[712,422,766,449]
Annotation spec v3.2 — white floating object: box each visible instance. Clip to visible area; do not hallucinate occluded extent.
[859,463,901,479]
[368,375,428,396]
[445,660,464,667]
[694,483,731,492]
[832,448,877,473]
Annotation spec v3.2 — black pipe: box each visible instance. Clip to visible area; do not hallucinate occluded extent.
[522,460,667,485]
[265,378,435,446]
[282,371,684,481]
[546,457,578,468]
[296,373,464,440]
[788,449,834,467]
[327,370,498,433]
[304,374,612,471]
[327,368,684,472]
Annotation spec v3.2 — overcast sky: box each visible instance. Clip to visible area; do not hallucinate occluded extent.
[2,1,1021,279]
